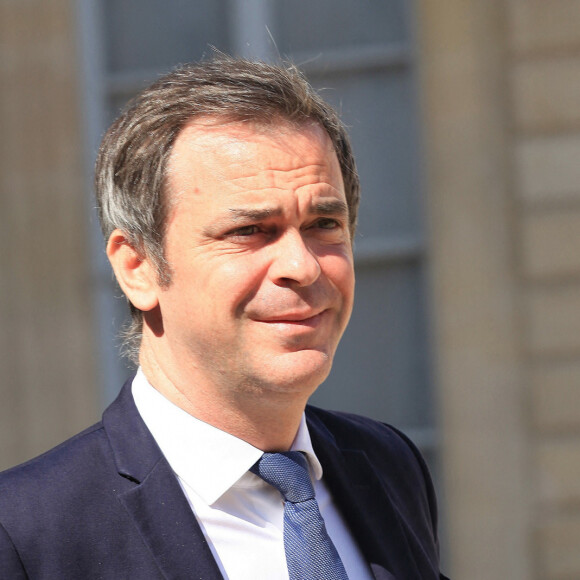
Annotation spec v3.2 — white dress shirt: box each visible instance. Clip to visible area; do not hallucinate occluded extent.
[132,369,373,580]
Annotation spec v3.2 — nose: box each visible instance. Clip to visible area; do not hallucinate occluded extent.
[269,230,321,287]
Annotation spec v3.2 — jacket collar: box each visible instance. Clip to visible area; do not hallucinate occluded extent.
[103,379,224,580]
[306,406,436,580]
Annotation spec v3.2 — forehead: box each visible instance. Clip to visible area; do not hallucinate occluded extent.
[166,119,342,196]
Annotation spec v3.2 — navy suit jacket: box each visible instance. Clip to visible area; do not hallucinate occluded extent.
[0,381,448,579]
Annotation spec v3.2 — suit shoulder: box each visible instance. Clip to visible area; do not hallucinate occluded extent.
[0,422,110,503]
[306,405,435,497]
[0,419,129,558]
[306,405,422,458]
[306,405,441,541]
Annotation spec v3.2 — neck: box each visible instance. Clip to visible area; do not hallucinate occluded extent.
[138,346,309,452]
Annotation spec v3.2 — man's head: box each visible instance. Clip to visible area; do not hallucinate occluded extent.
[95,55,360,365]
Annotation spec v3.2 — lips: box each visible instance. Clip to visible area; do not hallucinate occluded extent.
[253,309,327,325]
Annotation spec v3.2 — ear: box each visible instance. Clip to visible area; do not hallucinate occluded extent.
[106,229,160,312]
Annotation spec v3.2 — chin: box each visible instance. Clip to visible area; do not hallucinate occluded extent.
[254,349,334,394]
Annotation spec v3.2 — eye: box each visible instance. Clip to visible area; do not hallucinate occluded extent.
[316,218,340,230]
[229,225,260,237]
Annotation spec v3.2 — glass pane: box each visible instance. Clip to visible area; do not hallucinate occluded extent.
[273,0,408,53]
[311,69,422,239]
[103,0,229,73]
[310,261,433,429]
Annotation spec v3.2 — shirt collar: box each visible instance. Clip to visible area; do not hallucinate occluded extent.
[132,368,323,505]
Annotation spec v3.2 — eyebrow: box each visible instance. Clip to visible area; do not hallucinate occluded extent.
[309,199,349,217]
[227,207,284,221]
[204,198,350,237]
[226,199,348,222]
[202,207,283,237]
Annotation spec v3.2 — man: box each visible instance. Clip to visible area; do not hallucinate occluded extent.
[0,57,448,579]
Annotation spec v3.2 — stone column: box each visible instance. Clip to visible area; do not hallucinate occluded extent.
[0,0,98,470]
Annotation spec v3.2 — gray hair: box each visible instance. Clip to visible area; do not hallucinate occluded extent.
[95,55,360,363]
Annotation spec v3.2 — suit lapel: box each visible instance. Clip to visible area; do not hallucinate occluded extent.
[307,410,425,580]
[117,458,223,580]
[103,380,224,580]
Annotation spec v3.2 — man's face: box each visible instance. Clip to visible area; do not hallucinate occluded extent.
[152,120,355,401]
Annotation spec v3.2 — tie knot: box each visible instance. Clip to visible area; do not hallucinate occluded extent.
[251,451,315,503]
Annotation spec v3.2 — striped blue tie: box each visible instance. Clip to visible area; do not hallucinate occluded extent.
[252,451,349,580]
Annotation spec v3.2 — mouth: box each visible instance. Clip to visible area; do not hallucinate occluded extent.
[254,310,328,327]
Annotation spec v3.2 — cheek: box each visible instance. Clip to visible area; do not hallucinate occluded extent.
[322,253,355,294]
[216,255,271,313]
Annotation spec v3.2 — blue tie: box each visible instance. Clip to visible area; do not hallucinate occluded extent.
[251,451,349,580]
